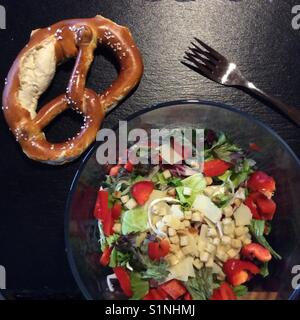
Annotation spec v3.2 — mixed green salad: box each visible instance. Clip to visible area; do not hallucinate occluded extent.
[94,129,281,300]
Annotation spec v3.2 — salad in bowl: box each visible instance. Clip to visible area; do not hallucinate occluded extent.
[94,129,281,300]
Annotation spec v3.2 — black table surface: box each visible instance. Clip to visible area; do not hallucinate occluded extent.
[0,0,300,299]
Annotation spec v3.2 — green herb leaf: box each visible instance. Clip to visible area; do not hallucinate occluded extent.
[185,268,217,300]
[233,285,248,297]
[141,259,169,282]
[129,272,149,300]
[249,220,282,260]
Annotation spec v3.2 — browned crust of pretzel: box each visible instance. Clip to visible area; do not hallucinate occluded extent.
[2,15,143,164]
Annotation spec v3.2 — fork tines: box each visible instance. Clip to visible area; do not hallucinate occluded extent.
[182,38,222,73]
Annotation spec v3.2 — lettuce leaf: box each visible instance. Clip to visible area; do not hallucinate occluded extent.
[121,207,148,235]
[109,248,130,268]
[176,173,206,205]
[129,272,149,300]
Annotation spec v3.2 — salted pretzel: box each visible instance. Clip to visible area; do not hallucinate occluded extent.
[2,15,143,164]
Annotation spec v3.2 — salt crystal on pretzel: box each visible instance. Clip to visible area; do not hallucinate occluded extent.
[2,15,143,165]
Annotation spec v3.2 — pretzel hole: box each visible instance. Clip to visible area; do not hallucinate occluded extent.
[43,108,83,143]
[86,46,119,93]
[37,59,75,112]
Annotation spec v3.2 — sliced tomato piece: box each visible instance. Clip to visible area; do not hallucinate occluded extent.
[148,242,160,261]
[131,181,154,205]
[111,202,122,220]
[203,159,231,177]
[93,190,109,220]
[159,239,170,257]
[99,247,112,266]
[113,267,133,297]
[103,209,114,236]
[211,282,237,300]
[109,165,122,177]
[247,171,276,197]
[124,161,134,172]
[244,192,261,219]
[160,280,187,300]
[148,239,170,260]
[242,243,272,262]
[256,195,276,220]
[245,192,276,220]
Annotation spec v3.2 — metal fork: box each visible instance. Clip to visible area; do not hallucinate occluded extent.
[182,38,300,126]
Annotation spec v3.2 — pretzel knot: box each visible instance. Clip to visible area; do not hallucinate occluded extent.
[2,15,143,164]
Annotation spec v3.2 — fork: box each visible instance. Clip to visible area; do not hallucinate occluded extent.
[182,38,300,126]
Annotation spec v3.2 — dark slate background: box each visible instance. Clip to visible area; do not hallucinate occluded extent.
[0,0,299,299]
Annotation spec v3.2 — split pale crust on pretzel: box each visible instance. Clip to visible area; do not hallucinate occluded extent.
[2,15,143,165]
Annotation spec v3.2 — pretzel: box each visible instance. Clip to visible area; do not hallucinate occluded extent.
[2,15,143,164]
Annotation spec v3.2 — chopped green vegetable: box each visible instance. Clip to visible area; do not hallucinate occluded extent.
[121,207,148,235]
[185,268,217,300]
[168,177,183,187]
[260,262,269,278]
[233,285,248,297]
[109,248,130,267]
[106,234,120,247]
[250,220,282,260]
[129,272,149,300]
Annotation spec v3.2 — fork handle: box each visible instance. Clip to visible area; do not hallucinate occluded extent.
[242,82,300,126]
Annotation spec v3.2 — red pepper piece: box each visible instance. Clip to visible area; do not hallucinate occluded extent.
[113,267,133,297]
[183,292,193,300]
[223,259,260,286]
[93,190,109,220]
[156,287,169,300]
[211,282,237,300]
[160,280,187,300]
[99,247,112,266]
[203,159,231,177]
[143,288,167,300]
[111,202,122,220]
[242,243,272,262]
[131,181,154,205]
[247,171,276,198]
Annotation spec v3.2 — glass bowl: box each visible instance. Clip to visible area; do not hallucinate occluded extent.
[65,100,300,300]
